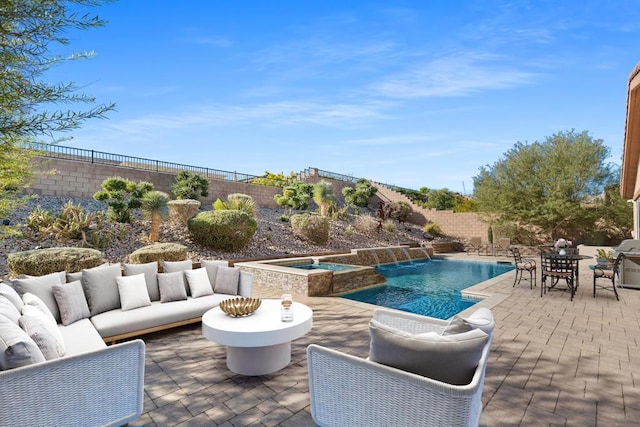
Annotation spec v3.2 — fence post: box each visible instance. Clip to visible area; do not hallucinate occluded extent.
[91,150,94,164]
[156,160,159,172]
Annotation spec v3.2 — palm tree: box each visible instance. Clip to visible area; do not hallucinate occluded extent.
[313,180,335,217]
[140,191,169,242]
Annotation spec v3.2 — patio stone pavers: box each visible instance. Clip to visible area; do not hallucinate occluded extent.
[129,251,640,426]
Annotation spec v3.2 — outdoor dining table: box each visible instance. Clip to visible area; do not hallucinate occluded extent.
[540,253,593,300]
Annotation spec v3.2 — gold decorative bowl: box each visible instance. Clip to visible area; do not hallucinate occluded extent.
[219,297,262,317]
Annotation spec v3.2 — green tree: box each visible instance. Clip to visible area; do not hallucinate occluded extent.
[172,171,209,200]
[251,171,296,187]
[274,181,313,214]
[453,196,478,213]
[313,180,335,217]
[140,191,169,242]
[1,0,114,218]
[473,130,615,240]
[94,177,154,223]
[426,188,457,210]
[342,179,377,208]
[593,179,633,243]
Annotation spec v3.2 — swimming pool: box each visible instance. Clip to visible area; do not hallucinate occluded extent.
[341,259,513,319]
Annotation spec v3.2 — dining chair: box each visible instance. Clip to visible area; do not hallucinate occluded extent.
[592,253,622,301]
[540,254,579,301]
[510,246,536,289]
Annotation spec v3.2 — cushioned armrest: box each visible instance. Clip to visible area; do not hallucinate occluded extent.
[372,308,450,335]
[0,339,145,427]
[307,343,488,427]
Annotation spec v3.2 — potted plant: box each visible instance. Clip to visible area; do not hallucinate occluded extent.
[554,238,572,255]
[595,249,614,268]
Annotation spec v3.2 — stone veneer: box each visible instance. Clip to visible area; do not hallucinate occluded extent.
[235,246,434,297]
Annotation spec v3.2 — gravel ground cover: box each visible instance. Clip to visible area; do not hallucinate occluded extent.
[1,195,432,278]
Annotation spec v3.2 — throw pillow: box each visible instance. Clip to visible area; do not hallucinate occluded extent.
[200,259,225,285]
[81,264,122,316]
[12,272,65,322]
[161,259,192,273]
[22,293,57,324]
[0,296,21,324]
[123,262,160,301]
[66,271,83,283]
[0,281,24,311]
[116,274,152,311]
[214,266,240,295]
[52,281,91,326]
[369,319,489,385]
[184,268,214,298]
[443,307,495,336]
[157,271,188,303]
[0,314,45,370]
[19,305,66,360]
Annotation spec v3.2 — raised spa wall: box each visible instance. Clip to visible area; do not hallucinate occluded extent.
[235,246,434,297]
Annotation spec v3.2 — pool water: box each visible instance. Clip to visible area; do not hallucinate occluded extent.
[291,263,358,272]
[341,259,514,319]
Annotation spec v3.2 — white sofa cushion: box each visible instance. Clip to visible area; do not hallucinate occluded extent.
[116,275,152,311]
[0,281,23,311]
[19,305,65,360]
[66,271,83,283]
[58,318,106,356]
[52,281,91,326]
[161,259,193,273]
[123,262,160,301]
[369,319,489,385]
[12,272,65,322]
[82,264,122,316]
[214,266,240,295]
[90,294,228,338]
[184,268,214,298]
[200,260,228,285]
[0,296,21,324]
[158,272,188,303]
[0,314,45,370]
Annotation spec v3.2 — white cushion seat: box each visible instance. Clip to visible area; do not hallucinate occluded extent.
[58,318,107,356]
[90,294,230,338]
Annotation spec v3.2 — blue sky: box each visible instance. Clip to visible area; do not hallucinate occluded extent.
[47,0,640,193]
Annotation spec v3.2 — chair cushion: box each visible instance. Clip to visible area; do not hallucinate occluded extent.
[12,272,65,322]
[0,314,45,370]
[19,305,65,360]
[184,268,214,298]
[369,319,489,385]
[116,274,152,311]
[214,267,240,295]
[201,259,226,285]
[58,318,106,355]
[52,281,91,326]
[66,271,83,283]
[157,272,188,303]
[82,264,122,316]
[123,262,160,301]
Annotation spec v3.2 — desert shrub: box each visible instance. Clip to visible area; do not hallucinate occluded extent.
[213,193,257,218]
[388,201,412,223]
[274,181,314,214]
[290,213,329,245]
[342,178,377,208]
[93,176,153,223]
[382,219,395,232]
[188,210,257,251]
[345,224,354,237]
[422,222,443,236]
[129,243,188,264]
[140,191,170,242]
[25,206,55,230]
[172,171,209,200]
[313,181,335,217]
[167,199,201,225]
[354,214,378,234]
[7,247,104,277]
[280,215,290,222]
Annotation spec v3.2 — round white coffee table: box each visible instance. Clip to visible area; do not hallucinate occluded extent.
[202,299,313,375]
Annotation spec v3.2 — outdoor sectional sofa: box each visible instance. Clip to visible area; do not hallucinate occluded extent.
[0,259,252,427]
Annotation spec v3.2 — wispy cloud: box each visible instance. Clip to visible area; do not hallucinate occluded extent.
[371,52,537,98]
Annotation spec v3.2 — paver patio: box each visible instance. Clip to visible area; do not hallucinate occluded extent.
[129,248,640,426]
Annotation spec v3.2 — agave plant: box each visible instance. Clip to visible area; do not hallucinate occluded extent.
[140,191,170,242]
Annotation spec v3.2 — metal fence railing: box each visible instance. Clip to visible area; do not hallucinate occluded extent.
[28,143,414,191]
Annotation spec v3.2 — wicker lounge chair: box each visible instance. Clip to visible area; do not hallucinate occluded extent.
[307,308,493,427]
